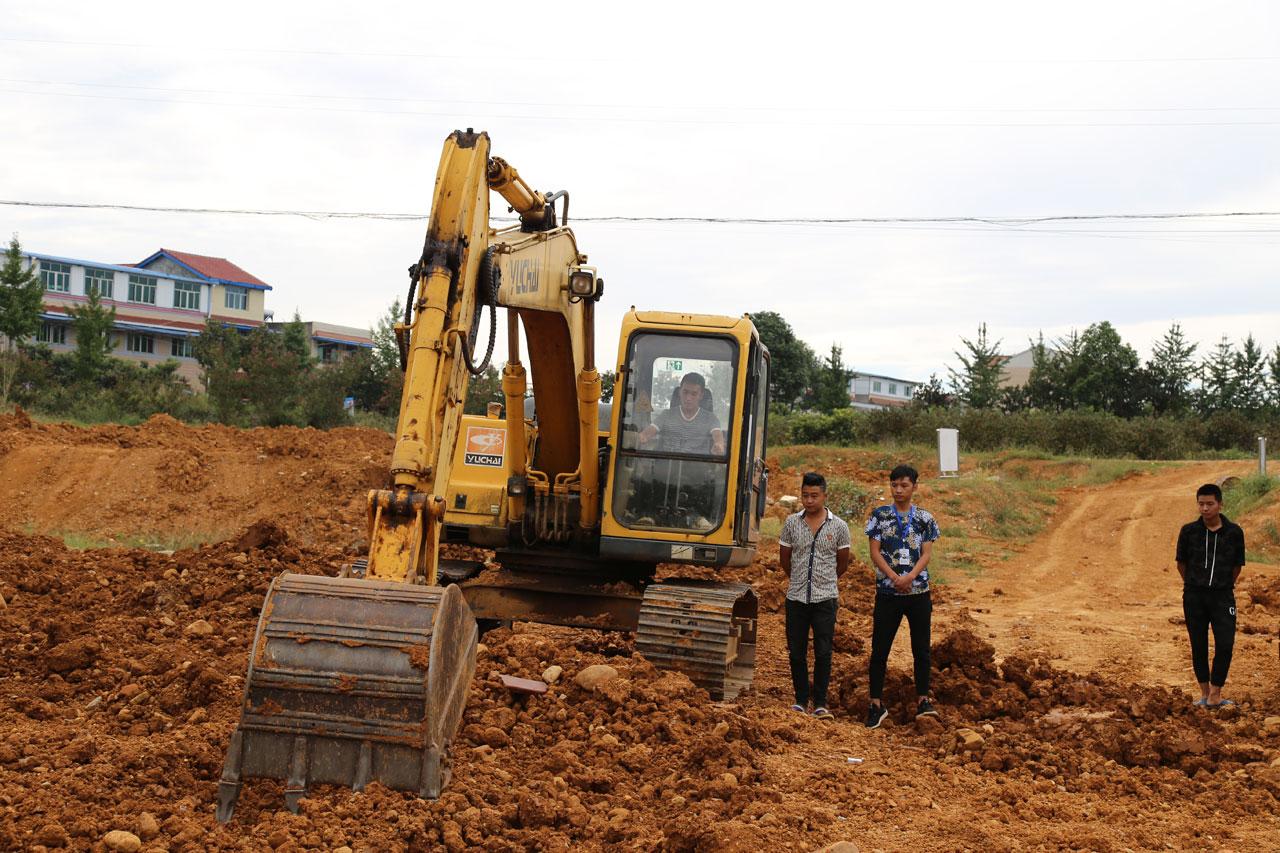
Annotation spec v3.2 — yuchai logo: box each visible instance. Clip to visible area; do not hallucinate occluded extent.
[511,258,540,294]
[463,426,506,467]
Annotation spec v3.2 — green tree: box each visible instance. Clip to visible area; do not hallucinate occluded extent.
[0,236,46,406]
[948,323,1004,409]
[1074,321,1142,416]
[1145,322,1197,415]
[1199,335,1237,413]
[1232,334,1268,413]
[1269,344,1280,410]
[464,366,504,415]
[812,343,852,412]
[193,319,248,423]
[600,369,616,404]
[239,326,310,426]
[1022,334,1060,410]
[910,373,951,407]
[66,280,117,382]
[282,311,313,372]
[750,310,819,409]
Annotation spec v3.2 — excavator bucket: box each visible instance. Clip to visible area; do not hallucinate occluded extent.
[216,574,477,822]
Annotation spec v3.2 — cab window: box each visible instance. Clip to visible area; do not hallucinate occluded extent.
[613,333,737,532]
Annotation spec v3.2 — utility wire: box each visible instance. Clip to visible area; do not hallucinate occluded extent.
[4,36,1280,64]
[6,76,1280,115]
[7,87,1280,128]
[4,199,1280,226]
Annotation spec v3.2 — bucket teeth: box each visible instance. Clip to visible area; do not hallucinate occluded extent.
[283,736,310,814]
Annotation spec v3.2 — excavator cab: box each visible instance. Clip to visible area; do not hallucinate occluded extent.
[601,310,770,568]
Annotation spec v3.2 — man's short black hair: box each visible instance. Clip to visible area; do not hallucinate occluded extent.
[1196,483,1223,502]
[801,471,827,491]
[889,464,918,484]
[680,372,706,389]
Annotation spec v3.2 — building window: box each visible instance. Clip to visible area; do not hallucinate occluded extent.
[170,336,193,358]
[319,345,338,364]
[85,267,114,299]
[128,275,157,305]
[872,381,882,392]
[173,280,201,311]
[37,322,67,344]
[903,385,913,397]
[127,332,155,354]
[40,261,71,292]
[225,286,248,311]
[889,383,898,395]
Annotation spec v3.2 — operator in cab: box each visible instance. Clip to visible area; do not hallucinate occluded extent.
[639,372,726,456]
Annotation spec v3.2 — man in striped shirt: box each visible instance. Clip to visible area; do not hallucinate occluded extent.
[639,372,725,456]
[779,472,852,719]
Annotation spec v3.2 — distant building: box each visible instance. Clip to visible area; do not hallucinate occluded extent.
[23,246,373,387]
[997,345,1057,388]
[24,247,272,385]
[847,371,920,410]
[266,320,374,363]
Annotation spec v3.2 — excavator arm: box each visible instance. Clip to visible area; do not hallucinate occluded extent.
[217,129,598,821]
[365,129,495,586]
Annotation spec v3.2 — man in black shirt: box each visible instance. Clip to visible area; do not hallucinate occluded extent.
[1175,483,1246,708]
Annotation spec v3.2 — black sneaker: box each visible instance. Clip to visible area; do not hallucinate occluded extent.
[916,698,938,719]
[866,704,888,729]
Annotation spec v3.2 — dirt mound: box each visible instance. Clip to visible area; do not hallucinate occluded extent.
[0,418,392,548]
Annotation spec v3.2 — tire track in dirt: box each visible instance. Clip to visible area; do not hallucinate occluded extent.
[958,460,1280,700]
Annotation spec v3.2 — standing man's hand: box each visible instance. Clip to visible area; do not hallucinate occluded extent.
[891,572,913,594]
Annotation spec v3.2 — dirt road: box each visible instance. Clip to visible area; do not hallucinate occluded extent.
[958,461,1280,700]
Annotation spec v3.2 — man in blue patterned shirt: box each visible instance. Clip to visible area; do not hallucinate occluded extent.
[864,464,940,728]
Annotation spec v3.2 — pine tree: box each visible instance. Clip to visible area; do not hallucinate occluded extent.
[66,280,117,382]
[0,236,46,405]
[282,311,313,371]
[1232,334,1267,413]
[1145,322,1197,415]
[911,373,951,407]
[1269,344,1280,411]
[1023,333,1060,410]
[813,343,852,412]
[1199,335,1237,413]
[948,323,1004,409]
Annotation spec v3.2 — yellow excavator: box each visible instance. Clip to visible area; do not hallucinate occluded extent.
[216,130,770,821]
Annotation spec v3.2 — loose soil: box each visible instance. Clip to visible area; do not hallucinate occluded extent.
[2,419,1280,851]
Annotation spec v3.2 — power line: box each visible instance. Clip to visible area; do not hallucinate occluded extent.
[4,198,1280,226]
[4,36,1280,65]
[7,86,1280,128]
[7,76,1280,115]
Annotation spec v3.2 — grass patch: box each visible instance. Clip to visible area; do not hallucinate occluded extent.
[48,529,227,552]
[759,516,782,541]
[1078,459,1166,486]
[824,477,874,520]
[1224,473,1279,519]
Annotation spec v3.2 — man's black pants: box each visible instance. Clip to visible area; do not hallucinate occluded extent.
[785,597,838,707]
[869,591,932,699]
[1183,585,1236,687]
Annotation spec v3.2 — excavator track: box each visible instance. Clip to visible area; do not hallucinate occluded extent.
[635,581,757,701]
[216,574,476,822]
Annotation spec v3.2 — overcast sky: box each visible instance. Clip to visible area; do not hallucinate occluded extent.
[3,1,1279,382]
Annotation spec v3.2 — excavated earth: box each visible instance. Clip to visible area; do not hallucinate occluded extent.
[2,415,1280,851]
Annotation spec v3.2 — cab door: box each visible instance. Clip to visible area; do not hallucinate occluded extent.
[735,340,769,547]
